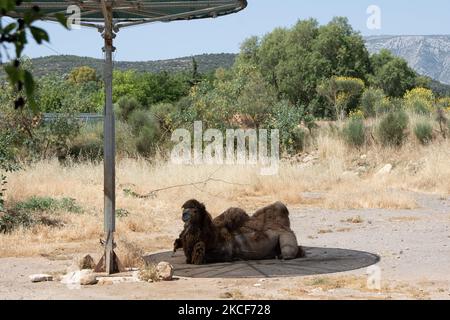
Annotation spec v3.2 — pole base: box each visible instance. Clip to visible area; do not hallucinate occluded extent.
[95,250,124,274]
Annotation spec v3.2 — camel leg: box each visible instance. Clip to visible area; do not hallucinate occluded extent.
[191,242,206,265]
[279,231,299,260]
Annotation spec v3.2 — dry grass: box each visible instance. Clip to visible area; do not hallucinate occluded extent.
[0,134,448,257]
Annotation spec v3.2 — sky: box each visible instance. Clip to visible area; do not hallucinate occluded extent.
[18,0,450,61]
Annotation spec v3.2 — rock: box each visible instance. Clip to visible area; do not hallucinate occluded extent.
[79,272,98,285]
[376,164,393,176]
[97,276,140,285]
[156,262,174,281]
[29,274,53,283]
[360,154,367,160]
[61,269,97,286]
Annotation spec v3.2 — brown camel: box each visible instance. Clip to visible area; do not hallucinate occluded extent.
[174,199,305,265]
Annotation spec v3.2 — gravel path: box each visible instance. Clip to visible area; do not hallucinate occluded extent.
[0,193,449,300]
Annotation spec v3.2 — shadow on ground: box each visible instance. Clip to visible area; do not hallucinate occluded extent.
[144,247,380,279]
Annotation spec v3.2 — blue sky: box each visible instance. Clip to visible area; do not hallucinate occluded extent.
[21,0,450,61]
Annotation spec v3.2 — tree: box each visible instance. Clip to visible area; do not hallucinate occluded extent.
[317,76,365,120]
[235,17,372,110]
[68,66,98,84]
[370,49,417,97]
[0,0,67,110]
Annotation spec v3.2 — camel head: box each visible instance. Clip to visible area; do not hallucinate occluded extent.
[181,199,210,226]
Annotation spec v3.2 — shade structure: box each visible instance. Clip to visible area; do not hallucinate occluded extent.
[11,0,247,28]
[9,0,247,274]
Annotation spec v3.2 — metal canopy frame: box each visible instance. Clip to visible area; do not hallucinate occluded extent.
[10,0,247,274]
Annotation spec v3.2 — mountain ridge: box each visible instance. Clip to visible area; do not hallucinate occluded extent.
[4,35,450,88]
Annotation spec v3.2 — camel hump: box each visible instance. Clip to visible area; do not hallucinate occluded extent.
[273,202,289,216]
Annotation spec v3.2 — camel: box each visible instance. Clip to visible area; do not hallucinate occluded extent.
[173,199,305,265]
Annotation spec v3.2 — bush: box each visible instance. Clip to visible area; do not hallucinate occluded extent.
[342,118,366,147]
[360,88,385,118]
[116,97,142,121]
[404,88,435,114]
[377,110,409,146]
[14,196,83,214]
[0,211,34,233]
[0,196,79,233]
[128,110,161,156]
[136,125,160,156]
[69,123,103,161]
[414,121,433,145]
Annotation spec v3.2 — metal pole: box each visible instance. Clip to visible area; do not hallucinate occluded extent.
[102,1,116,275]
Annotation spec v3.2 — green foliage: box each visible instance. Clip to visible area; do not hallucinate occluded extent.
[68,66,98,84]
[360,88,386,117]
[370,50,417,97]
[269,101,306,153]
[414,121,433,145]
[235,17,371,110]
[317,76,365,120]
[69,121,137,160]
[342,118,366,147]
[129,110,161,156]
[403,88,435,114]
[116,209,130,218]
[34,114,81,159]
[116,96,142,121]
[14,196,82,214]
[0,210,35,233]
[0,196,81,233]
[69,123,103,161]
[377,110,409,146]
[0,1,67,110]
[37,75,101,113]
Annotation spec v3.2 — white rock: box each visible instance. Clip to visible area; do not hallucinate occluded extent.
[61,269,97,286]
[156,262,174,281]
[376,164,393,176]
[29,274,53,283]
[360,154,367,160]
[80,272,98,286]
[97,276,141,285]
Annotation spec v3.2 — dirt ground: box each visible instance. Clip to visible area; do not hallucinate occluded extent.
[0,192,449,300]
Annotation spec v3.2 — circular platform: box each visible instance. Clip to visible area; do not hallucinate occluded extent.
[144,247,380,279]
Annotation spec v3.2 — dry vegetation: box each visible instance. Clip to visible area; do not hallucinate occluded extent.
[0,133,449,258]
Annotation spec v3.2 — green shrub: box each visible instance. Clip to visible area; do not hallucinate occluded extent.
[360,88,385,118]
[377,110,409,146]
[128,110,161,156]
[115,97,142,121]
[69,123,103,161]
[14,196,83,214]
[136,125,160,156]
[414,121,433,145]
[342,118,366,147]
[0,211,34,233]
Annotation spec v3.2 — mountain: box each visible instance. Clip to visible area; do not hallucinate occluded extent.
[19,53,237,78]
[364,35,450,85]
[3,35,450,89]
